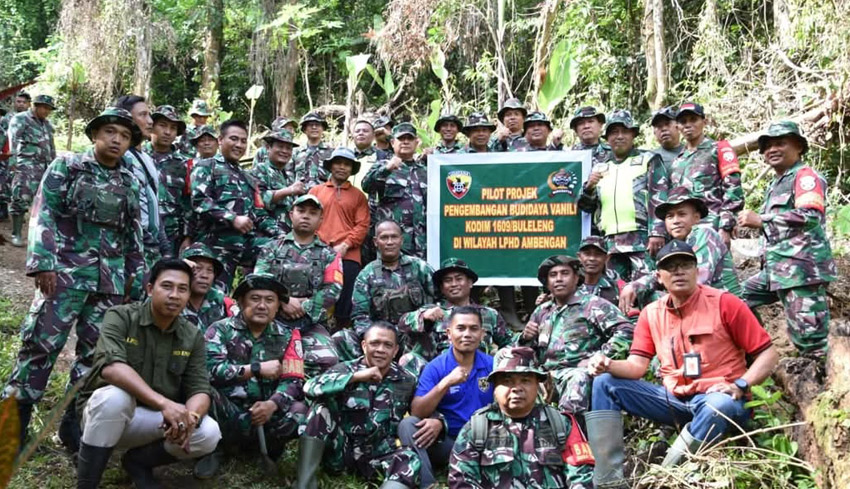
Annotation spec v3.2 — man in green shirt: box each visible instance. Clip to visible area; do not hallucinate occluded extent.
[76,259,221,489]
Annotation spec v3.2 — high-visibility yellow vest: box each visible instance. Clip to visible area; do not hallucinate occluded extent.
[598,152,651,235]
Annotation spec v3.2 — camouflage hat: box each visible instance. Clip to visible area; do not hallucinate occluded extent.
[372,115,393,130]
[152,105,187,136]
[676,102,705,119]
[462,112,497,135]
[655,239,697,269]
[189,125,218,143]
[271,116,297,132]
[300,112,329,130]
[488,346,547,383]
[497,98,528,122]
[433,257,479,290]
[650,106,678,126]
[181,242,224,278]
[322,147,361,175]
[579,236,608,254]
[434,113,463,132]
[757,120,809,155]
[392,122,418,138]
[262,128,300,147]
[537,255,583,288]
[33,94,56,109]
[603,109,639,137]
[85,107,143,147]
[292,194,323,210]
[569,106,606,130]
[654,187,709,220]
[523,111,553,133]
[232,273,289,303]
[189,99,212,117]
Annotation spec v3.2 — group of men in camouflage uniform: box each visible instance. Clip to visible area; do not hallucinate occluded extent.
[0,88,837,489]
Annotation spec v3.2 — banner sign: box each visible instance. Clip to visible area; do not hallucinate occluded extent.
[427,151,592,285]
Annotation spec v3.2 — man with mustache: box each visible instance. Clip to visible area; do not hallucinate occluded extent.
[619,188,741,313]
[3,107,146,454]
[7,94,56,246]
[146,105,191,255]
[519,255,633,489]
[180,243,231,331]
[336,220,435,361]
[249,128,307,232]
[399,258,513,376]
[586,240,778,488]
[448,346,574,488]
[737,121,837,361]
[191,119,282,290]
[75,259,221,488]
[195,273,307,478]
[459,112,496,154]
[295,322,420,489]
[578,110,666,281]
[399,306,495,488]
[255,194,342,376]
[569,106,612,167]
[664,102,743,247]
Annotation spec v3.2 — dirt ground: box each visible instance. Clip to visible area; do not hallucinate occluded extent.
[0,215,32,309]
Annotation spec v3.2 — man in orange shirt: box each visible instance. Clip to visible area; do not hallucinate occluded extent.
[309,147,370,329]
[583,240,778,489]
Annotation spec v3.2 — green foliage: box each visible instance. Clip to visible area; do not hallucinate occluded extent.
[537,40,577,114]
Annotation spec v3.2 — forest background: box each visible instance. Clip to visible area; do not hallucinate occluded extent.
[1,0,850,487]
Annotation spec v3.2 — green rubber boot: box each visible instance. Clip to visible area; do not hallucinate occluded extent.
[295,436,325,489]
[585,410,629,489]
[661,423,702,467]
[11,213,24,247]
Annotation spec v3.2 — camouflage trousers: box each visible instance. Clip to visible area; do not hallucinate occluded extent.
[742,272,830,358]
[208,388,306,452]
[549,368,595,489]
[196,232,273,292]
[0,157,10,203]
[332,328,363,363]
[10,162,46,215]
[4,287,122,404]
[290,317,339,377]
[303,402,420,486]
[608,251,650,283]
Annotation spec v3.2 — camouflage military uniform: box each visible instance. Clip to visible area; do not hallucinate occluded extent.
[178,124,202,159]
[398,302,515,376]
[249,149,297,230]
[4,143,145,404]
[293,141,332,190]
[579,268,624,307]
[335,255,435,361]
[190,154,281,289]
[302,358,420,486]
[435,140,464,154]
[205,314,308,448]
[362,156,428,259]
[143,142,190,254]
[489,133,530,152]
[743,160,837,357]
[254,232,342,375]
[8,106,55,216]
[181,241,229,331]
[354,146,380,264]
[663,137,743,232]
[0,112,13,211]
[521,292,633,414]
[449,404,572,488]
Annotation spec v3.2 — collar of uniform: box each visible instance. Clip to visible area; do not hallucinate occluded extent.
[485,403,541,423]
[323,180,351,189]
[85,148,132,176]
[355,146,375,158]
[217,153,241,166]
[381,254,412,270]
[663,284,705,315]
[463,145,483,153]
[356,357,404,380]
[139,299,181,333]
[437,140,462,150]
[283,231,320,247]
[230,314,287,336]
[683,137,714,155]
[777,160,805,180]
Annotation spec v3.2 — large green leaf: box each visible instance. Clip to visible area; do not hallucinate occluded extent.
[430,46,448,84]
[345,53,371,88]
[538,40,577,113]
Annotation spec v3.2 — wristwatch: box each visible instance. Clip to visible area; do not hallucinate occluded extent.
[733,378,749,393]
[251,362,262,379]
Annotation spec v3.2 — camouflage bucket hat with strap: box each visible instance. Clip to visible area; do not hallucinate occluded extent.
[462,112,497,135]
[263,128,300,148]
[497,98,528,122]
[152,105,187,136]
[432,257,479,291]
[603,109,639,137]
[181,242,225,278]
[523,111,552,132]
[85,106,143,147]
[569,106,605,129]
[488,346,548,382]
[537,255,583,288]
[189,124,217,143]
[322,147,361,175]
[232,273,290,303]
[189,99,212,117]
[33,94,56,109]
[300,112,329,130]
[757,120,809,155]
[434,113,464,132]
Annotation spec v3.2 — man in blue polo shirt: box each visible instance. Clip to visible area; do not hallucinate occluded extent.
[398,306,494,488]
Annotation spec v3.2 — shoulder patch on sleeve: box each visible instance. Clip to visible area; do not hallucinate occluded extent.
[794,167,825,212]
[716,140,740,178]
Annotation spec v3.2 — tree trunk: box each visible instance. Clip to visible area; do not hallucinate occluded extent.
[274,35,299,116]
[773,0,793,49]
[643,0,657,108]
[201,0,223,94]
[133,0,153,98]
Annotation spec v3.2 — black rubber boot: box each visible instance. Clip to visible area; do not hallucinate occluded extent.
[58,402,82,453]
[17,401,33,452]
[121,440,177,489]
[76,442,114,489]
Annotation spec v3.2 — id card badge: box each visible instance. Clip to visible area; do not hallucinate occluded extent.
[683,352,702,378]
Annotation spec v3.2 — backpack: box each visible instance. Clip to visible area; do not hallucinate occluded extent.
[469,404,567,452]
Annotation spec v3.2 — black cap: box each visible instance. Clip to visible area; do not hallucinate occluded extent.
[656,240,697,269]
[676,102,705,119]
[650,106,678,126]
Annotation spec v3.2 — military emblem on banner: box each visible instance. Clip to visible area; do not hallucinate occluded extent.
[447,170,472,200]
[547,168,579,198]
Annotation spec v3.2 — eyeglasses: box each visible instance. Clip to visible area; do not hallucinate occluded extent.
[658,261,696,272]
